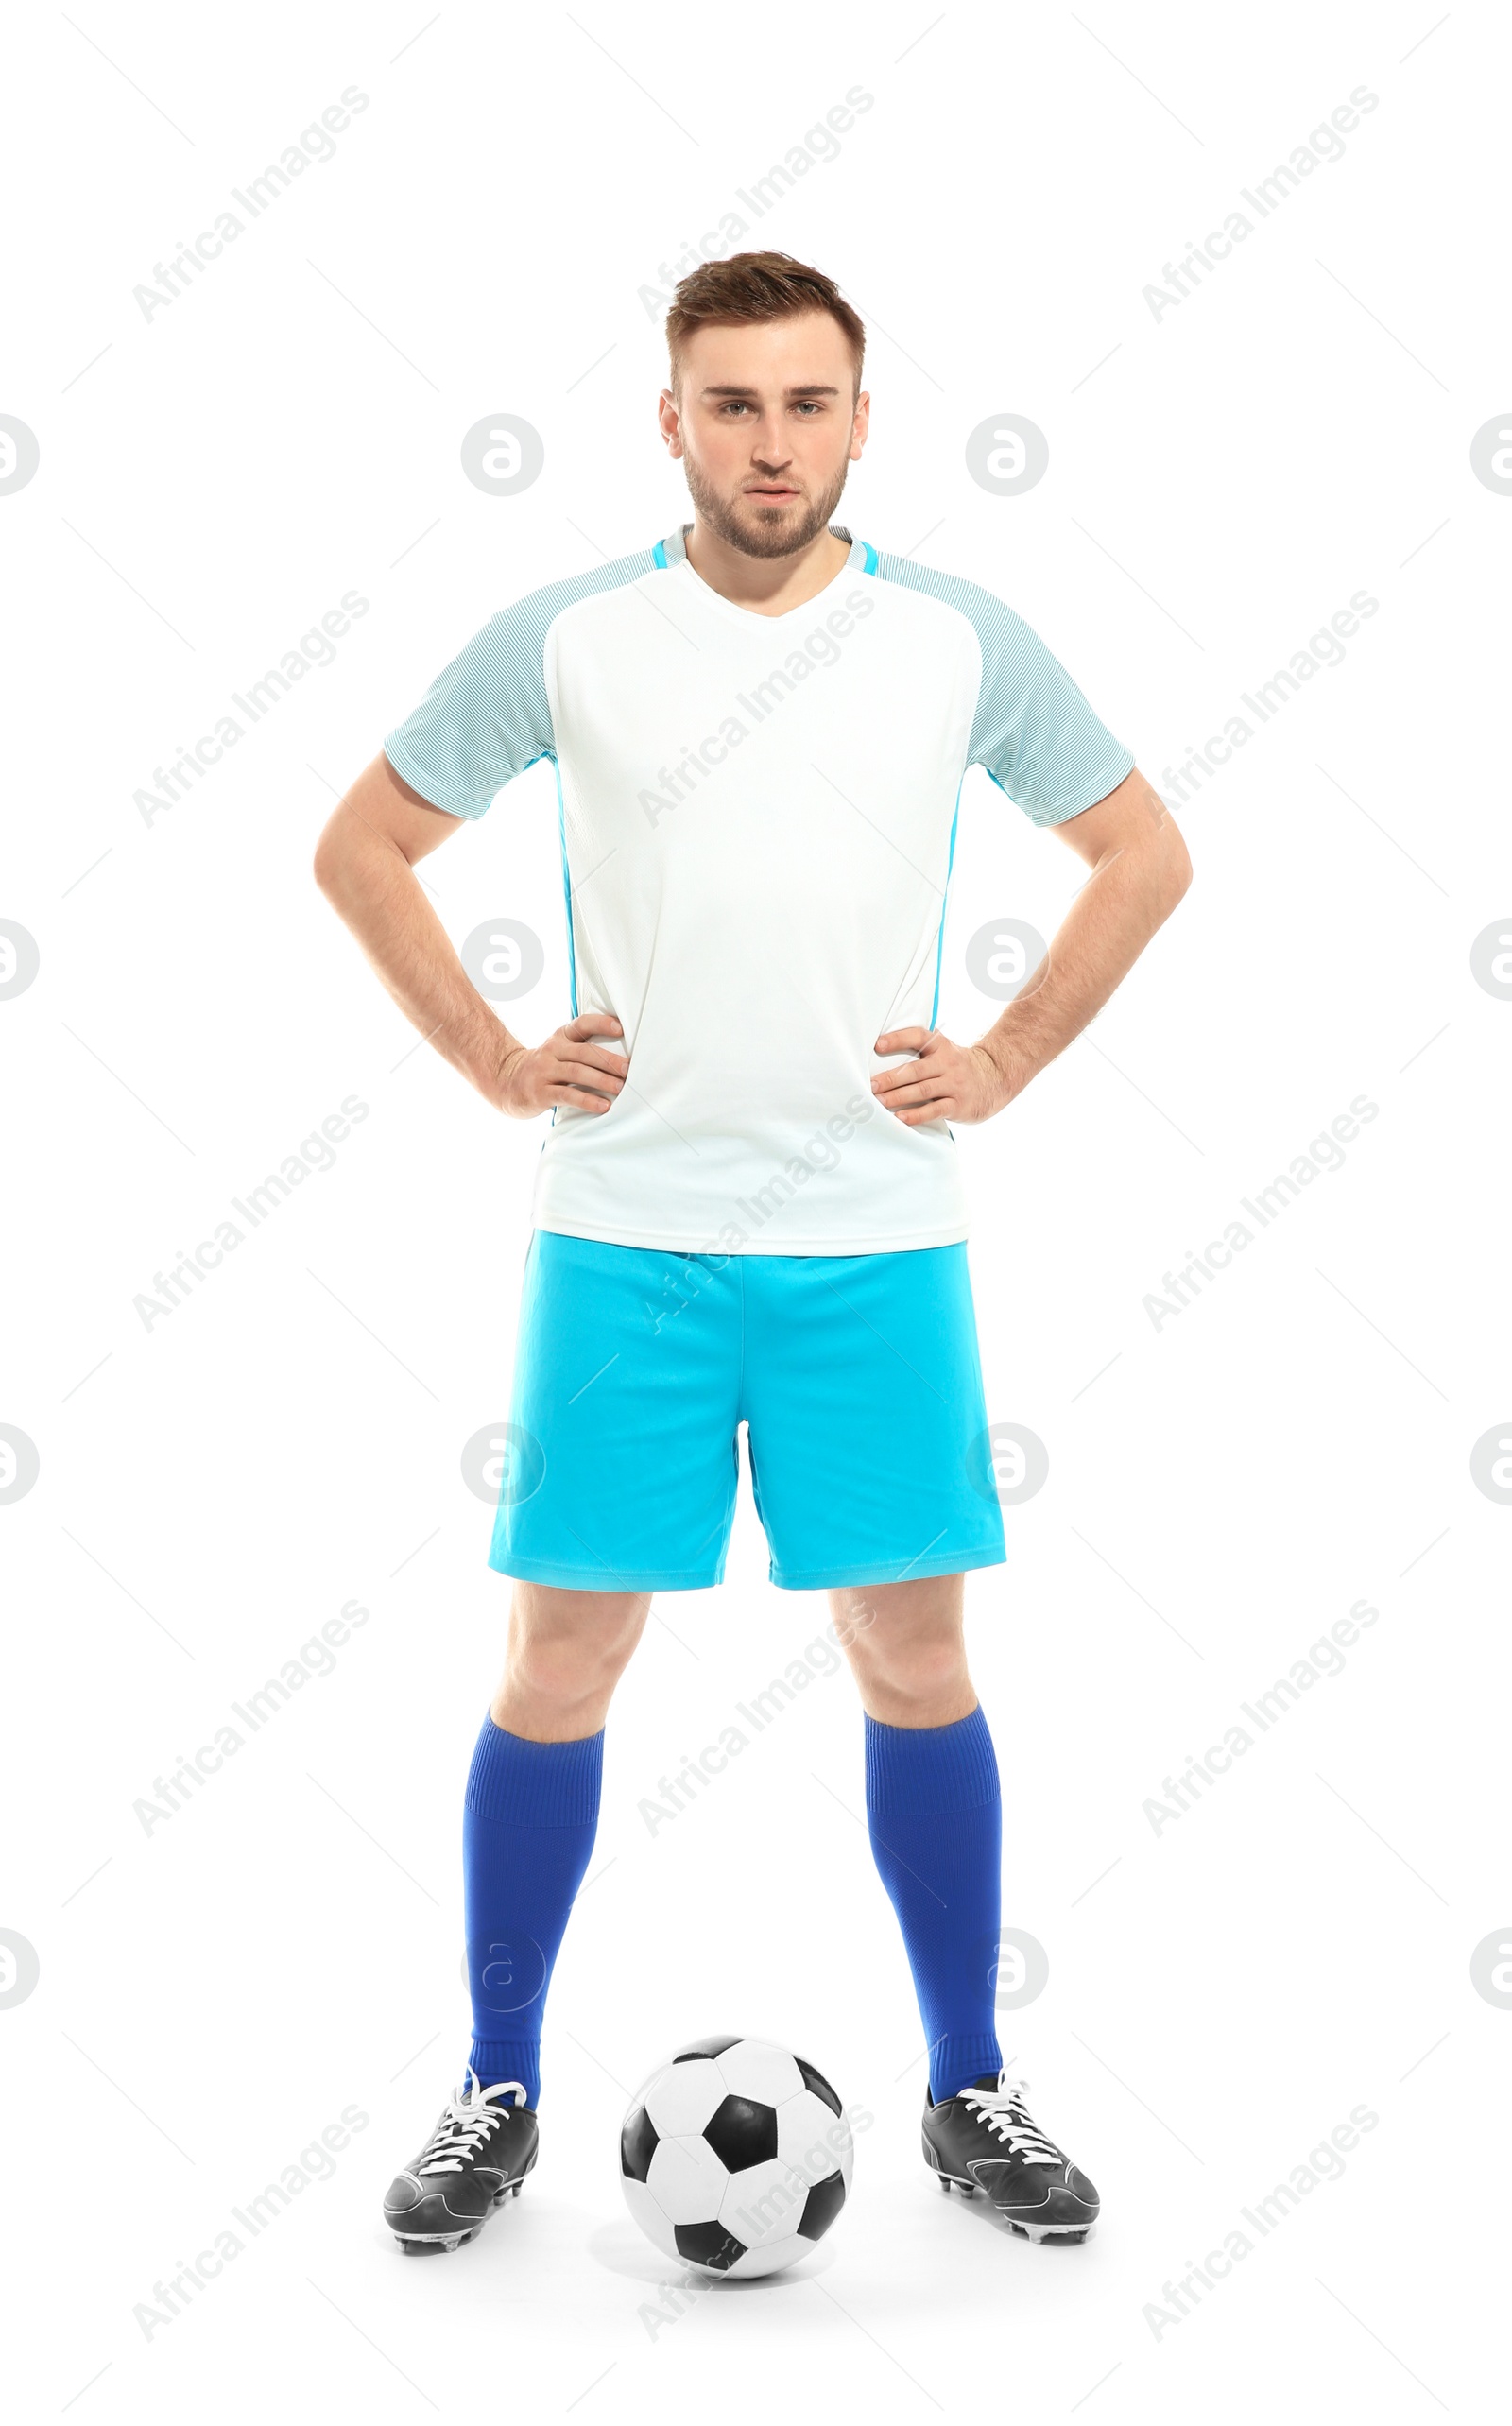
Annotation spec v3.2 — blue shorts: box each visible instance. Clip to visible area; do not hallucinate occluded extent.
[489,1230,1006,1593]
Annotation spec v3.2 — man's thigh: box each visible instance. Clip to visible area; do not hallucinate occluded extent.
[505,1579,652,1661]
[830,1572,966,1652]
[490,1231,744,1593]
[741,1244,1007,1592]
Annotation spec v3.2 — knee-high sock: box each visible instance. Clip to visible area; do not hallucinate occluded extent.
[865,1705,1004,2104]
[462,1715,603,2109]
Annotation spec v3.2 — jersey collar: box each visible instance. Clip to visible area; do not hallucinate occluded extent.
[657,522,873,576]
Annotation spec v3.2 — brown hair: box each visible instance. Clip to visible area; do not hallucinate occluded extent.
[665,251,866,395]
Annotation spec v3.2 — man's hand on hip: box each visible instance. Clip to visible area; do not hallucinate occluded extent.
[870,1027,1014,1127]
[492,1012,629,1117]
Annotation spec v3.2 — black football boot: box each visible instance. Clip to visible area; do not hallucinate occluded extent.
[383,2070,539,2253]
[922,2069,1099,2242]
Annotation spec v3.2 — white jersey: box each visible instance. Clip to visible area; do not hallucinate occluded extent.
[385,524,1134,1254]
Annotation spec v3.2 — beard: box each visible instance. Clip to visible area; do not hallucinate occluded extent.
[681,450,852,559]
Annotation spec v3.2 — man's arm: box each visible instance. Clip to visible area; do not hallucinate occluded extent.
[312,751,627,1116]
[871,765,1191,1126]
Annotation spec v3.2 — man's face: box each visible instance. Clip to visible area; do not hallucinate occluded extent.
[661,312,869,559]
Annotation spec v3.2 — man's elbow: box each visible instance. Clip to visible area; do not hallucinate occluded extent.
[1155,817,1193,920]
[313,804,364,906]
[312,816,345,902]
[1167,828,1194,908]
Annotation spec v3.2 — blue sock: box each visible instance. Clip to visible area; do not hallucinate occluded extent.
[865,1706,1004,2105]
[462,1715,604,2109]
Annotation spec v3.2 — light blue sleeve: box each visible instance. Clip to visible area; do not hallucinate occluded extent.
[384,547,659,818]
[872,553,1136,825]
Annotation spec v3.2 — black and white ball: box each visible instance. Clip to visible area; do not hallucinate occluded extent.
[620,2035,853,2279]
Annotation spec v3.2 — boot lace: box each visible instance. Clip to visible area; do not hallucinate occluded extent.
[417,2069,527,2171]
[957,2071,1064,2166]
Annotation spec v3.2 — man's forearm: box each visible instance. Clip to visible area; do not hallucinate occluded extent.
[316,819,516,1106]
[979,823,1190,1103]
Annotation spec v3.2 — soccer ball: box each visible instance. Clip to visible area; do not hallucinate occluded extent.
[620,2034,853,2279]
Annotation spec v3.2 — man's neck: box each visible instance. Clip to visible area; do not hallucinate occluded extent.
[681,518,850,618]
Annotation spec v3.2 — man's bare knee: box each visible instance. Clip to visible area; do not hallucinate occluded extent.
[853,1628,967,1700]
[492,1586,648,1736]
[830,1577,973,1727]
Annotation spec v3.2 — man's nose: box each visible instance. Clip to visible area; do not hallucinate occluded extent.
[750,422,794,468]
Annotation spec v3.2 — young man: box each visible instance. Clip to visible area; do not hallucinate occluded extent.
[315,252,1190,2258]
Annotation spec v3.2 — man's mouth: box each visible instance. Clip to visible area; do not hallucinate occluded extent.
[743,484,799,502]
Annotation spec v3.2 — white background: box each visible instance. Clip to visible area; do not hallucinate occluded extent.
[3,2,1507,2417]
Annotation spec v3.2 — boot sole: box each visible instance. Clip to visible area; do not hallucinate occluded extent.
[924,2147,1096,2243]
